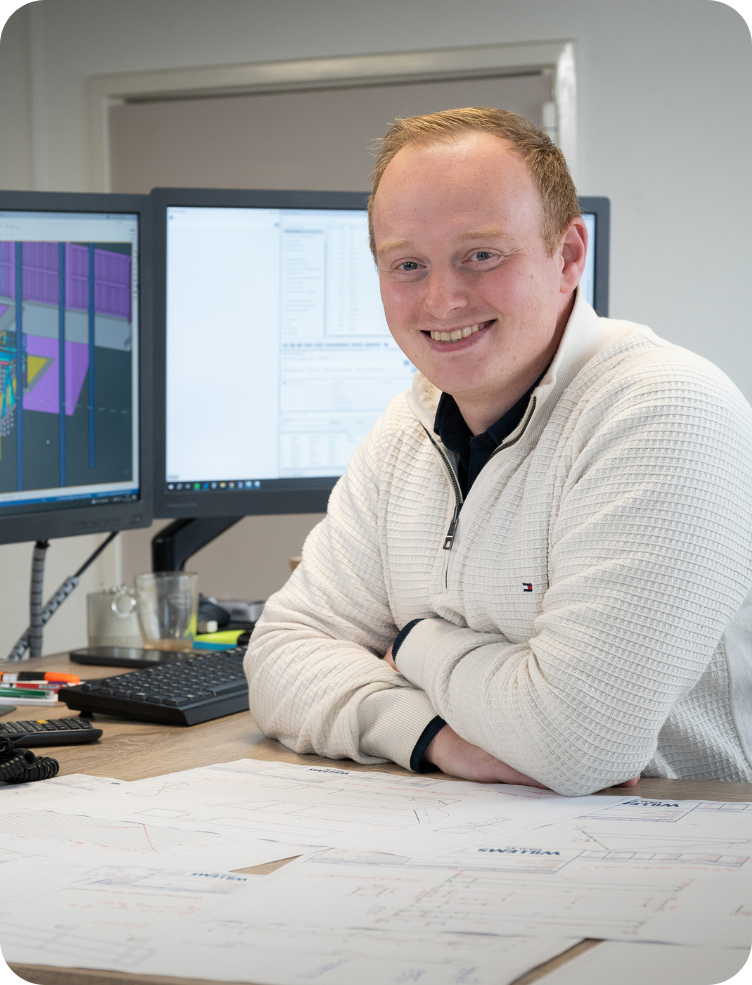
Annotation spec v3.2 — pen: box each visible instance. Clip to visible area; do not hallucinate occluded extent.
[5,681,69,691]
[0,672,80,684]
[0,688,56,700]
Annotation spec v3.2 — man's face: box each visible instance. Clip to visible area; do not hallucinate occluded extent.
[372,132,584,420]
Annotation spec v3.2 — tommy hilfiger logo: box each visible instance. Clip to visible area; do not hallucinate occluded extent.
[523,583,533,592]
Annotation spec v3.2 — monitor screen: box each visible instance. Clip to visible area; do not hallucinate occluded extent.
[165,204,414,490]
[0,193,152,545]
[154,189,608,519]
[581,212,596,309]
[578,197,610,319]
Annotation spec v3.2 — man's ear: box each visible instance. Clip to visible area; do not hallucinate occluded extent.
[559,217,588,294]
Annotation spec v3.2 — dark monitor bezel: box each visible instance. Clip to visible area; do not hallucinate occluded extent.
[152,188,610,521]
[0,190,153,545]
[578,196,610,317]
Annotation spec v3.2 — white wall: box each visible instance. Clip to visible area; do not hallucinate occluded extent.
[0,0,749,656]
[0,3,33,191]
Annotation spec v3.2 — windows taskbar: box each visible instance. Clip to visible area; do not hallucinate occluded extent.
[165,476,338,493]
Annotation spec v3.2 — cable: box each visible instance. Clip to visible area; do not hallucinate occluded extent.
[70,530,120,580]
[28,540,49,659]
[0,736,59,784]
[6,531,120,662]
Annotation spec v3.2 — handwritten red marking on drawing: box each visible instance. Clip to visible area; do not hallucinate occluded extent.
[142,824,158,853]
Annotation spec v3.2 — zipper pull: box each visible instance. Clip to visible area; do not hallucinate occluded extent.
[443,504,461,550]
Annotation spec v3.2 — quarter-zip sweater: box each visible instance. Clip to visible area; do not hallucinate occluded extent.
[245,291,752,796]
[393,385,542,771]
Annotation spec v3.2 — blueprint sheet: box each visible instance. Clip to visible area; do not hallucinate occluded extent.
[0,805,304,873]
[0,864,577,985]
[0,848,95,904]
[205,836,752,949]
[517,795,752,857]
[124,924,577,985]
[47,758,623,856]
[0,773,126,807]
[0,867,256,971]
[536,941,750,985]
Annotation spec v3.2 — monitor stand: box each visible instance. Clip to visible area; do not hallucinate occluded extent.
[151,517,243,572]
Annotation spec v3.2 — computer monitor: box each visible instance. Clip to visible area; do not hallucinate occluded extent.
[578,197,610,318]
[153,188,609,522]
[0,191,153,545]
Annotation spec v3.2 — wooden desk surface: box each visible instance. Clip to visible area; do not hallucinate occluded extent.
[5,652,752,985]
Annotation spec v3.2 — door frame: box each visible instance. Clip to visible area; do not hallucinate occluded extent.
[88,40,577,193]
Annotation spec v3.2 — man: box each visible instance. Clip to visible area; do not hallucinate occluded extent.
[246,107,752,796]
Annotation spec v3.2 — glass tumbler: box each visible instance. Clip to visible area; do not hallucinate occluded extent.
[134,571,199,651]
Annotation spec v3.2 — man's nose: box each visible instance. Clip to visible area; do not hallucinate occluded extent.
[422,268,469,320]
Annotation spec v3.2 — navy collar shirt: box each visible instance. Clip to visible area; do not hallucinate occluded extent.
[433,384,538,498]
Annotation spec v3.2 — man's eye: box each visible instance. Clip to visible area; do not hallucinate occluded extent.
[397,261,420,271]
[470,251,494,262]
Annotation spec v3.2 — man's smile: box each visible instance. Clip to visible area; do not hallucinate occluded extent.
[422,319,495,348]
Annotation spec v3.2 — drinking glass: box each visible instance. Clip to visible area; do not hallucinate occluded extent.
[134,571,198,651]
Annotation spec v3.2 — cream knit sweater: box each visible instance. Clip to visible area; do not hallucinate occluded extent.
[246,293,752,796]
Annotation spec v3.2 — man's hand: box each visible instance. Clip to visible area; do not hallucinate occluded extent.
[425,725,642,790]
[425,724,549,786]
[384,645,641,791]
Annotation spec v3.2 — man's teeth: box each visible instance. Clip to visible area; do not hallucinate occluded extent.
[430,324,480,342]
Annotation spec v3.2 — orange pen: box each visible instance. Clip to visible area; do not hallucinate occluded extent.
[0,672,80,684]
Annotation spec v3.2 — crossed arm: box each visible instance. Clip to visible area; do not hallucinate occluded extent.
[247,371,752,796]
[382,644,639,788]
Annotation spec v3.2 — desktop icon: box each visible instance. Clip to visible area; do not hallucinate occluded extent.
[254,480,261,488]
[211,482,217,489]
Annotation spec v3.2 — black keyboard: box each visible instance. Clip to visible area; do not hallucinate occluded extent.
[59,648,249,726]
[0,717,103,746]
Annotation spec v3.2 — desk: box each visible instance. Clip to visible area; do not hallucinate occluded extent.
[4,652,752,985]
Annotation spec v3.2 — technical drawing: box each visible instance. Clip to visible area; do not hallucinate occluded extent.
[47,759,628,859]
[0,920,157,968]
[565,823,752,855]
[0,808,223,855]
[181,921,574,985]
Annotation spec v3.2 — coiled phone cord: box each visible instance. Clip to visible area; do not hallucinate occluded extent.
[0,736,59,784]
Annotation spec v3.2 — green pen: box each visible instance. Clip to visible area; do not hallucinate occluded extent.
[0,687,56,700]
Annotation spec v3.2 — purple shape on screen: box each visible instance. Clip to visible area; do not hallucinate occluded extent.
[0,242,132,320]
[66,245,132,320]
[0,304,8,318]
[0,242,14,298]
[22,334,89,416]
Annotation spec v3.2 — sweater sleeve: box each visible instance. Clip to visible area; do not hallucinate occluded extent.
[245,409,438,770]
[394,354,752,796]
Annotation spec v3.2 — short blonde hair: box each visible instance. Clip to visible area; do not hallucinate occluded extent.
[368,106,580,257]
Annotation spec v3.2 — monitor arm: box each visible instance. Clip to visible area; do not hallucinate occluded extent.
[151,517,243,572]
